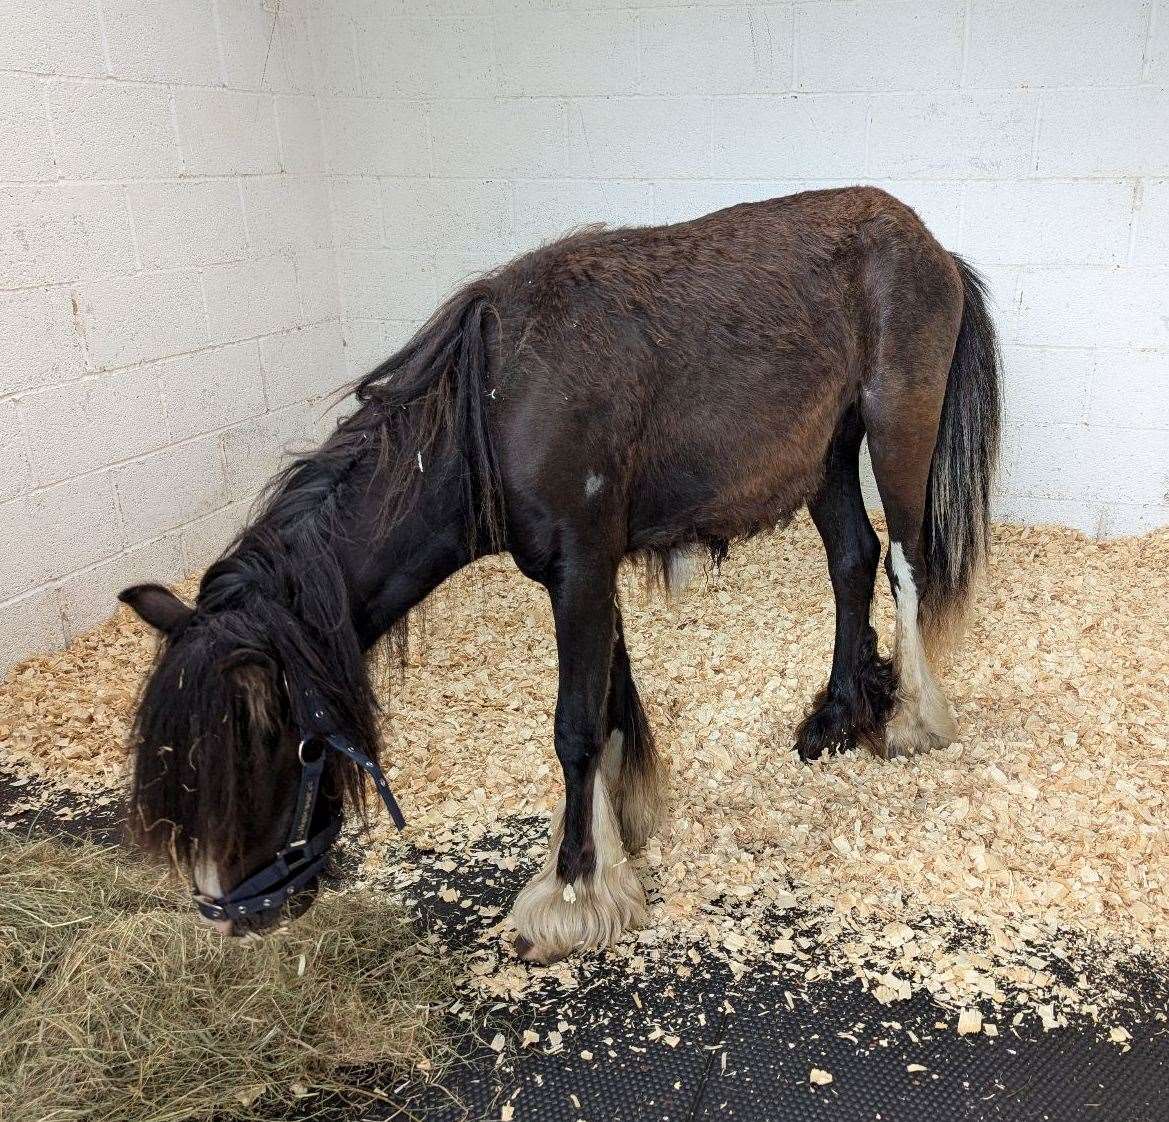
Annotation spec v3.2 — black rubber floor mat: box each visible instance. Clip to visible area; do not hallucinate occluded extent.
[697,964,1169,1122]
[357,819,736,1121]
[5,784,1167,1122]
[380,818,1169,1122]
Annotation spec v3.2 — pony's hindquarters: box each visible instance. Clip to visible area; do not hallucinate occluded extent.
[864,252,1002,757]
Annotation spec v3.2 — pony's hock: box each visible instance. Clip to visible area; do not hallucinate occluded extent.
[118,186,1000,960]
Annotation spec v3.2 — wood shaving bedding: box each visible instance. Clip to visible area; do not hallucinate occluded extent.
[2,517,1167,1029]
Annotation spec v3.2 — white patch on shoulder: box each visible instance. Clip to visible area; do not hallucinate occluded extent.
[584,472,604,499]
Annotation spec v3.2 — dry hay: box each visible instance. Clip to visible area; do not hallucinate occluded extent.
[0,836,456,1122]
[1,517,1167,1037]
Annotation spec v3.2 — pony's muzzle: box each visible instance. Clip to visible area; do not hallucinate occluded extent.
[199,911,234,936]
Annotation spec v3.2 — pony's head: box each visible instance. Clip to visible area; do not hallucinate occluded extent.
[120,547,383,935]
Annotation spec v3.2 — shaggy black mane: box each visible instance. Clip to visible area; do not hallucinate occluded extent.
[128,279,506,870]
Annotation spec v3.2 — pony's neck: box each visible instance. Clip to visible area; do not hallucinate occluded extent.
[340,457,480,650]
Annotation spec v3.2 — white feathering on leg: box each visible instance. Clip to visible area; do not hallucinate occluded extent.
[510,769,646,962]
[885,543,957,757]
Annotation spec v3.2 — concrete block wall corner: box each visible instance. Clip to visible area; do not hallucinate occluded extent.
[2,0,1167,674]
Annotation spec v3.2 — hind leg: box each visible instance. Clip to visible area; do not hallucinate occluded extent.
[599,608,663,852]
[795,408,897,761]
[864,378,958,758]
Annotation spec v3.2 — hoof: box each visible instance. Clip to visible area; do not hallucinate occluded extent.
[510,772,647,963]
[882,698,957,759]
[794,695,857,762]
[510,861,646,964]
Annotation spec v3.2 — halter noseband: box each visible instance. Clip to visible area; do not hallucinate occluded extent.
[193,689,405,924]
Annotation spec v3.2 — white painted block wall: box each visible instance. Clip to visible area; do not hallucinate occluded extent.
[0,0,347,673]
[2,0,1168,676]
[329,0,1169,543]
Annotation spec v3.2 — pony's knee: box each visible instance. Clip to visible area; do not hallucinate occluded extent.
[842,522,881,588]
[510,772,646,963]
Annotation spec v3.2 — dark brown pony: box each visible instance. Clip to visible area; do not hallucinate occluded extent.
[121,186,1000,960]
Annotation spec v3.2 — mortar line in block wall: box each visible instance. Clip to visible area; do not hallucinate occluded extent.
[708,94,715,173]
[954,181,968,249]
[0,71,1164,99]
[959,0,973,87]
[209,0,231,89]
[0,399,320,513]
[0,318,343,392]
[1125,178,1143,265]
[36,80,62,177]
[633,10,644,93]
[487,13,504,103]
[197,270,215,345]
[1141,0,1158,83]
[167,89,187,174]
[109,466,132,557]
[236,177,253,253]
[122,190,144,272]
[214,436,234,525]
[9,409,38,511]
[302,171,1155,187]
[0,70,301,96]
[92,0,114,76]
[1082,351,1102,428]
[0,171,335,191]
[861,98,873,178]
[1027,99,1043,177]
[0,167,1154,192]
[0,515,230,619]
[278,82,1169,104]
[52,589,71,648]
[789,0,801,90]
[152,357,180,451]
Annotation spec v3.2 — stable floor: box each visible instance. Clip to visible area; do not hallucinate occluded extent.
[3,783,1166,1122]
[2,518,1167,1120]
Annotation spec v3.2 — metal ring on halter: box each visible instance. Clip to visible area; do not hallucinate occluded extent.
[297,736,326,765]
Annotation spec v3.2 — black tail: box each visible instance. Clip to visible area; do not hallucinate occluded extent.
[921,255,1003,652]
[619,672,656,784]
[355,281,505,552]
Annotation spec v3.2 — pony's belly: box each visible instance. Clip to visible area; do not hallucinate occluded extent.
[627,447,825,552]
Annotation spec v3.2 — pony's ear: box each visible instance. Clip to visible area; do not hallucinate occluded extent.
[118,584,193,635]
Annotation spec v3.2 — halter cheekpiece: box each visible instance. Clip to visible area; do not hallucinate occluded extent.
[193,688,405,923]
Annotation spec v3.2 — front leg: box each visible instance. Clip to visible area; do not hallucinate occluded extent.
[511,555,647,963]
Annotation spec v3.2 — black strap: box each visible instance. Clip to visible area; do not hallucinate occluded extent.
[298,688,405,829]
[195,819,342,922]
[323,732,406,829]
[193,703,405,922]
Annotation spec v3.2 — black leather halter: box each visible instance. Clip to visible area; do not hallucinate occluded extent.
[193,690,405,924]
